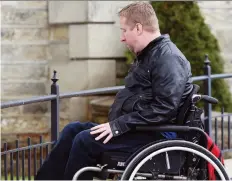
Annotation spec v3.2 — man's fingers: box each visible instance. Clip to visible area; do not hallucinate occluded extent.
[90,123,113,144]
[103,133,113,144]
[90,124,104,131]
[95,130,108,141]
[90,127,105,135]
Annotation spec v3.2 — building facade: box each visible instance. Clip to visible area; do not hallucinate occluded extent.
[1,1,232,143]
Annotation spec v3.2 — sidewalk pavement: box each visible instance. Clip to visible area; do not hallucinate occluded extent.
[225,159,232,179]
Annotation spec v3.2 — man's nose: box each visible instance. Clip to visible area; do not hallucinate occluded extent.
[120,36,126,42]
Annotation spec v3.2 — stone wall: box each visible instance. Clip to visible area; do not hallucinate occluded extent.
[1,1,135,145]
[47,1,136,125]
[1,1,50,144]
[1,1,231,147]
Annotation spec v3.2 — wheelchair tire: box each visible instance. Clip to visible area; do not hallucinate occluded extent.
[121,140,230,181]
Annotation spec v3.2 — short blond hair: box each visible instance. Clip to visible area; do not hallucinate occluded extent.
[118,2,159,32]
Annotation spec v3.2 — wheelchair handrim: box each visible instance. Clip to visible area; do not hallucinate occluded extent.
[129,146,226,181]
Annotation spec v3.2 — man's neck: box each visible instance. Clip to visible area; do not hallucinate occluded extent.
[143,31,161,49]
[136,31,161,54]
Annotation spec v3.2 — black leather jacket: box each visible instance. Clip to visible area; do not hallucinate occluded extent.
[109,34,193,137]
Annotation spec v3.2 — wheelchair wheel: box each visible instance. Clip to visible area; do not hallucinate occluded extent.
[121,140,230,180]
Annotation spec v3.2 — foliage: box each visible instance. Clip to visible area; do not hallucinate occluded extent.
[124,1,232,112]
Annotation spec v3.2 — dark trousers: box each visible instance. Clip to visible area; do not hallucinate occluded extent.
[35,121,163,180]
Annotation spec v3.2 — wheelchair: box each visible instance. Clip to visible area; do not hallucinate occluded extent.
[72,84,230,180]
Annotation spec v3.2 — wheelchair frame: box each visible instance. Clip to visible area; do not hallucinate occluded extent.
[72,93,230,181]
[72,126,229,180]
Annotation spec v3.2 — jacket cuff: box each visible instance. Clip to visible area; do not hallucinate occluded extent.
[109,120,122,137]
[109,116,130,137]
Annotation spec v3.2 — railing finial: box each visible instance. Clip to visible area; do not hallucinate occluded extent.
[51,70,58,84]
[204,54,210,65]
[221,106,224,114]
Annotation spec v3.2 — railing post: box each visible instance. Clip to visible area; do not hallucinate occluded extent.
[204,54,212,136]
[51,70,60,143]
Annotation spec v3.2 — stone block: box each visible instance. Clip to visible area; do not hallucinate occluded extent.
[1,105,22,116]
[1,116,49,134]
[22,102,49,114]
[88,1,115,22]
[56,97,89,122]
[69,24,126,58]
[48,61,88,92]
[48,1,87,24]
[214,29,232,54]
[1,1,47,9]
[1,6,47,25]
[1,81,47,96]
[49,25,69,41]
[88,1,138,23]
[88,24,126,57]
[200,9,232,29]
[59,98,71,112]
[48,44,69,64]
[1,28,48,41]
[1,45,48,61]
[69,97,89,121]
[69,25,88,58]
[48,1,137,24]
[89,96,115,123]
[197,1,232,9]
[224,63,232,73]
[1,63,49,80]
[221,54,232,73]
[88,60,116,89]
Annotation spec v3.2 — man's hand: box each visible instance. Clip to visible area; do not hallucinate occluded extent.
[90,123,113,144]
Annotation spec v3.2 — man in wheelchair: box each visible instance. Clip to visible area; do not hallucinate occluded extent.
[35,2,228,180]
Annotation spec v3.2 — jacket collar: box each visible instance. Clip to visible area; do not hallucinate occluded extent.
[136,34,170,60]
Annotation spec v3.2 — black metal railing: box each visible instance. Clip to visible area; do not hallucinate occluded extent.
[212,108,232,153]
[1,54,232,179]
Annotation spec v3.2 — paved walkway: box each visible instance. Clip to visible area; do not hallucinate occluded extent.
[225,159,232,179]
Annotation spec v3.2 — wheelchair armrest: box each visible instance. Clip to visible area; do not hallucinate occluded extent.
[135,125,190,132]
[127,123,207,138]
[127,122,190,132]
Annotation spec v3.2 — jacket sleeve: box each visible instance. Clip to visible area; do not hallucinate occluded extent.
[109,54,189,137]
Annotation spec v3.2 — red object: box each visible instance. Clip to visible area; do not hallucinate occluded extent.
[206,134,224,180]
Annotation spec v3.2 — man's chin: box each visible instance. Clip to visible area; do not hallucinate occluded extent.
[127,46,135,54]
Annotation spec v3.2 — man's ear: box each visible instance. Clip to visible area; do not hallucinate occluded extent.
[136,23,143,36]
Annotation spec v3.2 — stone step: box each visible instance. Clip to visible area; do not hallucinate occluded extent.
[1,80,48,97]
[89,96,115,123]
[1,61,49,80]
